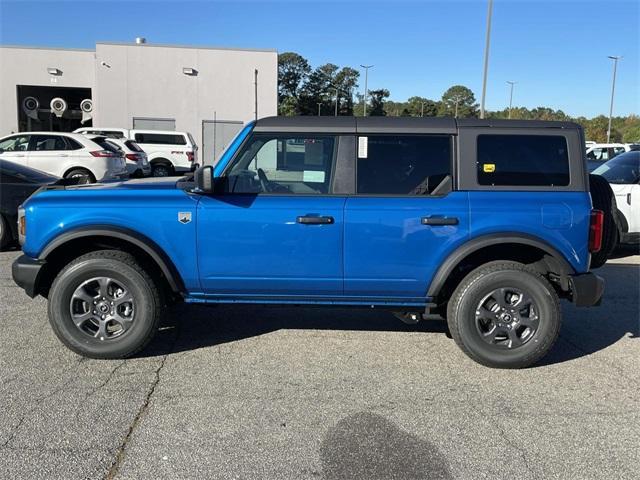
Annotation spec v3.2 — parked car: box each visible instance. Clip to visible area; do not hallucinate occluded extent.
[0,159,58,249]
[0,132,127,184]
[75,127,198,177]
[74,127,128,139]
[586,143,632,172]
[12,117,609,369]
[593,151,640,245]
[96,137,150,178]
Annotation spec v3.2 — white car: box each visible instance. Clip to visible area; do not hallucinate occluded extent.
[99,137,151,178]
[593,151,640,245]
[0,132,127,183]
[74,127,198,177]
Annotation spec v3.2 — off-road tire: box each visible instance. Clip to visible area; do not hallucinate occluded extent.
[447,261,561,369]
[48,250,163,359]
[589,173,618,268]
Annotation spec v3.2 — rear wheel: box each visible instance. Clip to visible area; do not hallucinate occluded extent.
[447,261,561,369]
[151,162,174,177]
[48,250,163,359]
[0,214,10,249]
[65,168,95,184]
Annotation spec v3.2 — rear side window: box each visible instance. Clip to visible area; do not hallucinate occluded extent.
[125,140,144,152]
[477,134,570,186]
[30,135,76,151]
[356,135,452,195]
[134,133,186,145]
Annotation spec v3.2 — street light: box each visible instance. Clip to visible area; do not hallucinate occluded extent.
[506,81,516,119]
[421,102,425,117]
[335,86,339,116]
[480,0,494,119]
[360,64,374,116]
[317,102,322,116]
[607,55,622,142]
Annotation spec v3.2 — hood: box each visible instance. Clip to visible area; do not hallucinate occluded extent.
[63,176,187,191]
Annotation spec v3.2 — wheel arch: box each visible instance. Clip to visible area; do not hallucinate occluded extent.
[62,166,94,179]
[427,233,576,302]
[36,226,184,297]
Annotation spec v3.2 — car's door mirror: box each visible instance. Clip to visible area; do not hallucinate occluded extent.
[194,165,214,193]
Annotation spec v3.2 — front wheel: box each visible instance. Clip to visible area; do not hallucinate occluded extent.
[447,261,561,369]
[48,250,163,359]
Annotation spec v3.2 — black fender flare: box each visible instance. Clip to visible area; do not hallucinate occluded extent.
[39,226,184,293]
[426,233,576,298]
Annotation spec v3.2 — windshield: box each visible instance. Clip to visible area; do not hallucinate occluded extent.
[593,152,640,184]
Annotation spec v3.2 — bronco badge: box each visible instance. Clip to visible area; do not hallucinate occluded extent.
[178,212,192,224]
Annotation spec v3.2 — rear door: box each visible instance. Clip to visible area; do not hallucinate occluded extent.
[27,134,76,177]
[343,133,469,303]
[197,132,348,298]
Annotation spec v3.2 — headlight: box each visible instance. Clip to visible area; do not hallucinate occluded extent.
[18,207,26,245]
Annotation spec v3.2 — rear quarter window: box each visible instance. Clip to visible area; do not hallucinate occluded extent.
[134,133,187,146]
[477,134,570,186]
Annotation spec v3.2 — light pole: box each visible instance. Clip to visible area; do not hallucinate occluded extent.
[421,102,425,117]
[360,64,374,116]
[335,86,339,116]
[506,81,516,119]
[480,0,494,119]
[317,102,322,116]
[607,55,622,142]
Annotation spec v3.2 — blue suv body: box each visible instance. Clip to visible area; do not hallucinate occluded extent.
[12,117,605,368]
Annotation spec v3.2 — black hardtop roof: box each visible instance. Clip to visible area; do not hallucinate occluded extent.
[253,116,580,133]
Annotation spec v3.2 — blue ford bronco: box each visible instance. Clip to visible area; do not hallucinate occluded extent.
[12,117,611,368]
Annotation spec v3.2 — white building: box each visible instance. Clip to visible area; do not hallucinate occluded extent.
[0,41,278,164]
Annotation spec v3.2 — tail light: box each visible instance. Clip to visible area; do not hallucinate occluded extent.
[90,150,115,157]
[186,151,195,163]
[125,153,139,162]
[589,209,604,253]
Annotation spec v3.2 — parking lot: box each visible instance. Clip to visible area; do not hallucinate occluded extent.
[0,248,638,479]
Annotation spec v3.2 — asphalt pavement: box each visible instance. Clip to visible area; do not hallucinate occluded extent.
[1,248,638,479]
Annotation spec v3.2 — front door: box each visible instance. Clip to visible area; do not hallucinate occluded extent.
[344,134,469,302]
[197,133,345,298]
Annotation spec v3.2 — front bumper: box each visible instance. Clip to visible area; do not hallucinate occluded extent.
[569,272,605,307]
[12,255,45,298]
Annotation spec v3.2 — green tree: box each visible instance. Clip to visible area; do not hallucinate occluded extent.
[334,67,360,115]
[298,63,339,115]
[277,52,311,115]
[406,96,439,117]
[439,85,478,117]
[368,89,390,116]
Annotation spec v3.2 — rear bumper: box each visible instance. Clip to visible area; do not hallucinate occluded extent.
[569,272,605,307]
[12,255,45,298]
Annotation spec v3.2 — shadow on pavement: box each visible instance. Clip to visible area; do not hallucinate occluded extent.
[320,412,452,480]
[140,261,639,368]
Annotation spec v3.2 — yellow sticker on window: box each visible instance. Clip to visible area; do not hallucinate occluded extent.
[483,163,496,173]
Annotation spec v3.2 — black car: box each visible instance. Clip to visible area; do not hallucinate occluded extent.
[0,159,58,249]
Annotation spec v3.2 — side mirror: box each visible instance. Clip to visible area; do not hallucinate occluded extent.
[194,165,214,193]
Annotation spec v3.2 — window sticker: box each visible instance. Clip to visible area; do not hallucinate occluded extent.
[483,163,496,173]
[358,136,368,158]
[303,170,325,183]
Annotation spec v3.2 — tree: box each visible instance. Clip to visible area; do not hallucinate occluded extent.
[406,96,439,117]
[298,63,339,115]
[368,89,390,116]
[334,67,359,115]
[439,85,478,117]
[278,52,310,115]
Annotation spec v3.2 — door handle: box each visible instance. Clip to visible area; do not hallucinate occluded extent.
[297,215,334,225]
[13,154,25,157]
[421,216,459,226]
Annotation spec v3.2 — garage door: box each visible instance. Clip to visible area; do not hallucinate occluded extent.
[202,120,243,166]
[133,117,176,131]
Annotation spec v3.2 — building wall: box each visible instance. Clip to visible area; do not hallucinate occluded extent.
[1,43,278,158]
[0,46,95,134]
[95,43,277,152]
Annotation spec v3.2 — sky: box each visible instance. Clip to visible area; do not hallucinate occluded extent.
[0,0,638,118]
